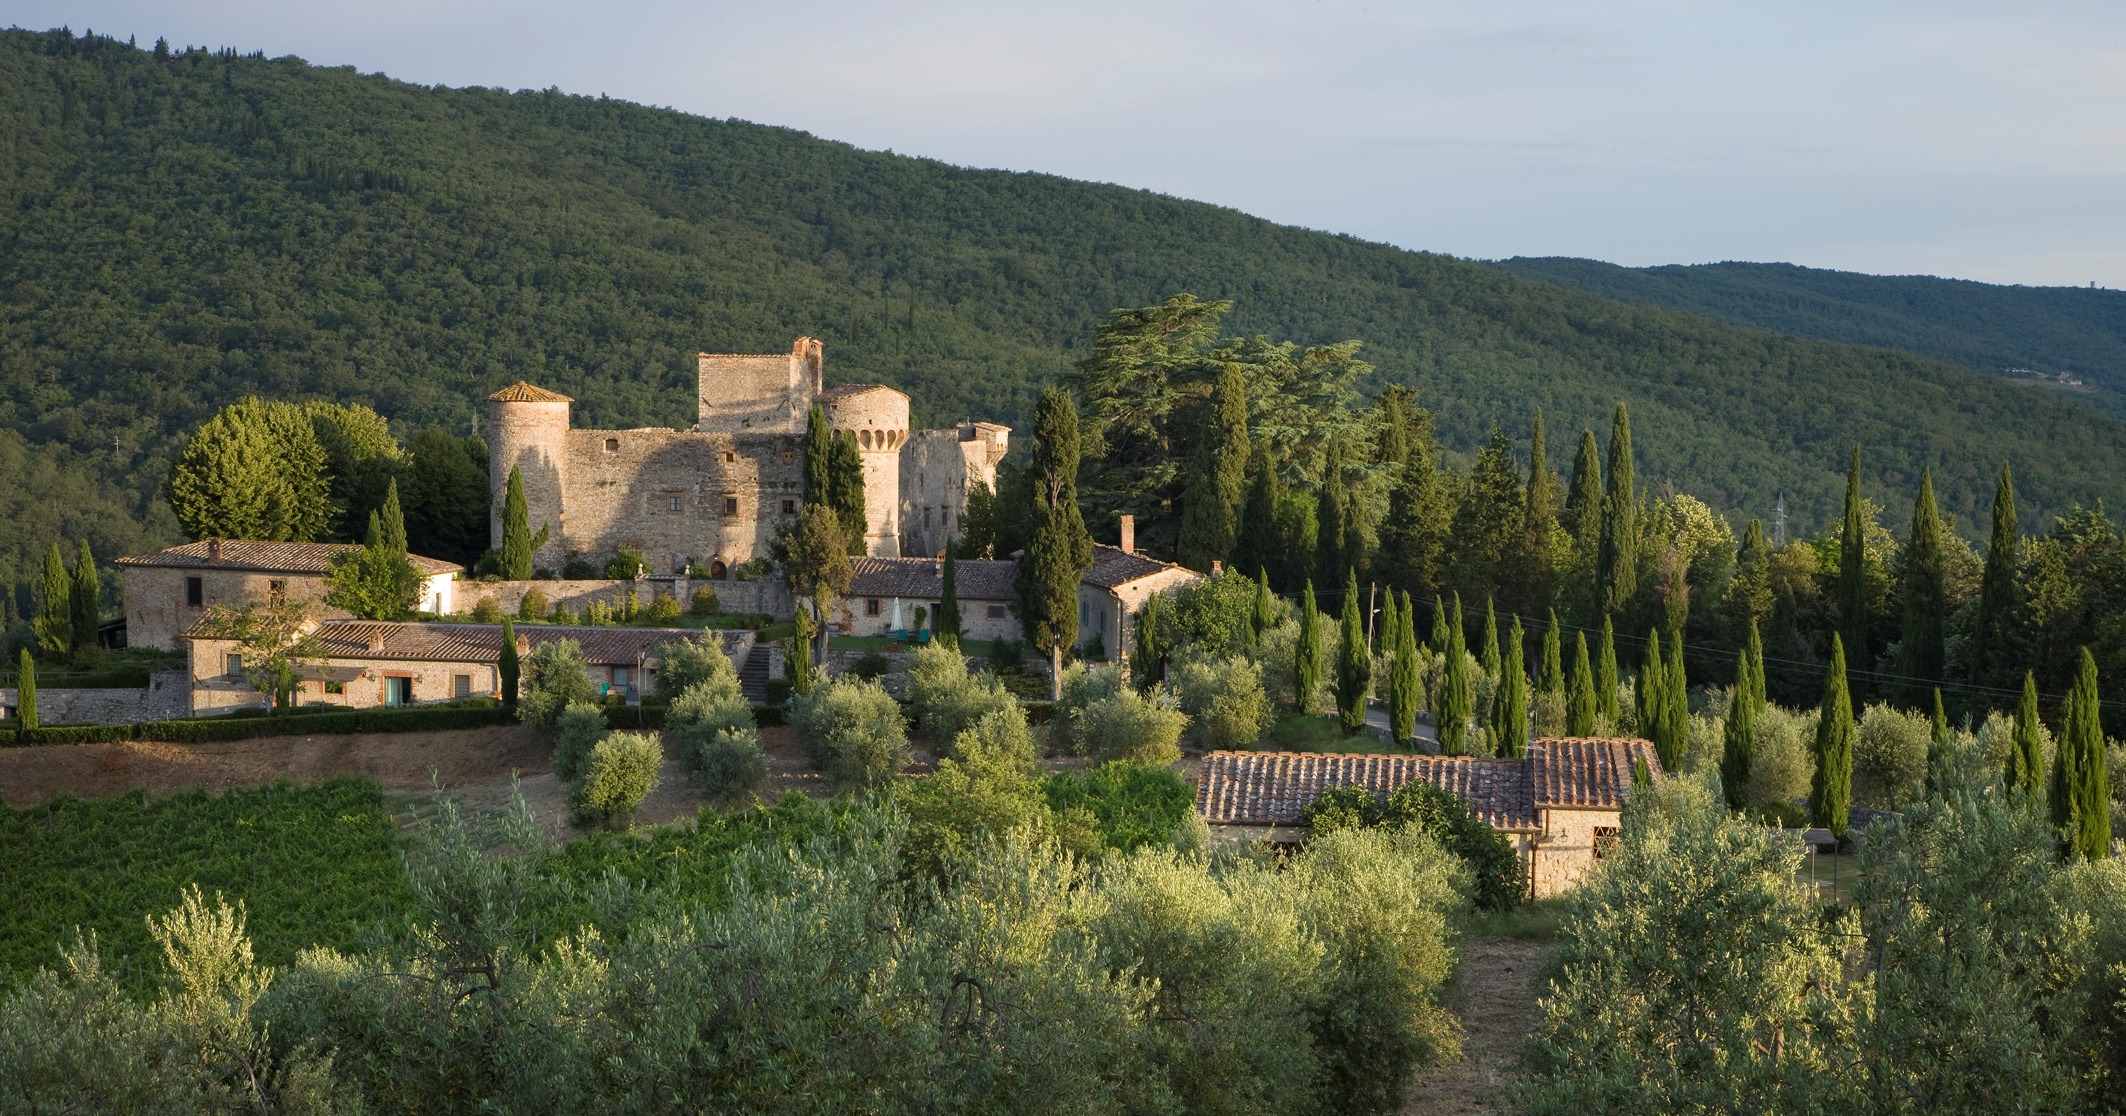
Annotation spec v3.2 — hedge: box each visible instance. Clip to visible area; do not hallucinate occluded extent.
[3,704,516,747]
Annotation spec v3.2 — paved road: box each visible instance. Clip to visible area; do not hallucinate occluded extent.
[1363,701,1442,753]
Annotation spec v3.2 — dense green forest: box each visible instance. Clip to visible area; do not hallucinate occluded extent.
[1495,256,2126,414]
[6,26,2126,597]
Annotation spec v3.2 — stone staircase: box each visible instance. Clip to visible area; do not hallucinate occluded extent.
[738,642,775,702]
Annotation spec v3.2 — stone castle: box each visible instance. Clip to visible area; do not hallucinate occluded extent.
[487,338,1008,576]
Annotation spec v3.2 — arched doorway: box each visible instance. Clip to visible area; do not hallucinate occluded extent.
[710,559,729,581]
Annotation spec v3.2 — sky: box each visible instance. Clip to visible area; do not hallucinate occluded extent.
[17,1,2126,287]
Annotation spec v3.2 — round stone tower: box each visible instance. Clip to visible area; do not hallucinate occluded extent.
[819,385,910,558]
[486,382,573,571]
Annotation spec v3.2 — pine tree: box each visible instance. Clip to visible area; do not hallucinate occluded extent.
[1974,464,2021,688]
[1452,425,1526,604]
[33,542,70,655]
[498,619,520,711]
[1234,448,1281,588]
[1538,610,1565,705]
[2051,648,2111,859]
[16,648,36,731]
[1251,567,1278,643]
[1438,593,1473,756]
[1665,631,1691,771]
[937,550,960,640]
[1567,632,1596,736]
[1524,409,1558,612]
[1016,388,1095,699]
[1315,442,1349,590]
[1178,364,1250,573]
[1812,634,1856,838]
[1596,404,1637,618]
[2008,672,2046,806]
[1493,616,1529,756]
[1836,447,1869,687]
[1597,616,1620,727]
[1378,416,1449,600]
[500,466,536,580]
[1725,518,1773,637]
[1563,428,1602,544]
[1722,621,1764,810]
[379,478,409,555]
[1479,598,1502,686]
[69,540,100,662]
[1336,570,1372,735]
[803,405,832,507]
[1638,630,1668,763]
[830,430,868,553]
[1391,590,1420,745]
[1296,580,1322,712]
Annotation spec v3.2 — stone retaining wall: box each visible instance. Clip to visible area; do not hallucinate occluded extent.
[1,671,190,725]
[458,578,793,621]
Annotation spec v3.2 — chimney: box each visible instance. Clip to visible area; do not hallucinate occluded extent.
[366,631,385,654]
[1119,514,1135,556]
[207,539,222,561]
[1211,560,1223,575]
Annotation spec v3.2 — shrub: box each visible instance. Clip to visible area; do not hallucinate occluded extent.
[571,731,662,827]
[605,548,649,579]
[550,606,579,625]
[1072,687,1186,767]
[689,585,720,615]
[902,727,1050,878]
[907,640,1018,754]
[646,592,684,624]
[985,638,1028,675]
[1170,655,1271,750]
[1742,702,1815,816]
[550,702,606,783]
[1167,571,1258,658]
[792,677,909,787]
[849,650,892,680]
[656,635,740,701]
[952,705,1038,767]
[1041,762,1194,853]
[471,596,502,622]
[560,553,600,579]
[517,639,598,726]
[1854,702,1931,808]
[687,726,768,807]
[1304,779,1525,910]
[517,586,549,620]
[585,599,615,626]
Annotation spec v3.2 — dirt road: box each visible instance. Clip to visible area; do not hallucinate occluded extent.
[1403,937,1548,1115]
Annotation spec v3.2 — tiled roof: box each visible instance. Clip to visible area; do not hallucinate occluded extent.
[1083,544,1193,590]
[1194,739,1664,831]
[190,619,747,666]
[487,382,573,403]
[117,541,460,576]
[849,557,1017,601]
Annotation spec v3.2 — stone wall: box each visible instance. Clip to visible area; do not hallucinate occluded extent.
[900,424,1008,558]
[1,671,189,725]
[123,567,453,651]
[1532,807,1619,899]
[488,395,573,571]
[696,339,819,434]
[821,386,910,557]
[461,578,793,621]
[557,428,804,577]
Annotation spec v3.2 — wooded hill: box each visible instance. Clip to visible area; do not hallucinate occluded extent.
[5,26,2126,588]
[1494,257,2126,416]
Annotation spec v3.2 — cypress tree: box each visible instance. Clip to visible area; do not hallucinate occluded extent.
[1638,630,1668,764]
[17,648,37,730]
[1725,517,1773,638]
[1338,487,1366,582]
[2008,672,2046,806]
[1177,363,1250,572]
[1296,580,1322,713]
[1563,428,1602,545]
[1315,443,1349,590]
[1016,388,1094,699]
[802,405,832,506]
[1665,630,1691,771]
[498,619,520,711]
[33,542,70,655]
[1896,470,1947,701]
[1336,571,1372,735]
[1538,610,1565,704]
[500,466,535,580]
[1974,464,2021,687]
[1596,404,1637,618]
[1379,431,1450,600]
[1567,632,1596,736]
[1524,409,1558,609]
[830,430,868,553]
[1597,616,1620,727]
[937,550,960,640]
[1391,590,1420,745]
[1493,616,1529,756]
[1479,599,1502,686]
[1722,621,1764,810]
[1251,567,1278,642]
[788,608,817,695]
[2051,648,2111,859]
[1234,448,1281,589]
[1925,687,1950,798]
[1133,591,1172,690]
[379,478,409,556]
[1836,447,1869,687]
[69,540,100,660]
[1428,595,1451,657]
[1438,593,1473,756]
[1812,634,1856,839]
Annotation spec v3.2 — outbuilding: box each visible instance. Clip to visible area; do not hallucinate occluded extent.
[118,540,461,651]
[840,556,1021,641]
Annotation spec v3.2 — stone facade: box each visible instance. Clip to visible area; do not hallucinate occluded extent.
[117,541,460,652]
[899,423,1010,559]
[1075,538,1202,662]
[488,338,1007,576]
[0,672,189,726]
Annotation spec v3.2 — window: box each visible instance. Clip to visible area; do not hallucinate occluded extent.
[781,499,795,515]
[604,437,620,453]
[668,496,684,513]
[453,674,472,699]
[1593,826,1621,861]
[268,578,286,604]
[324,680,344,695]
[185,577,204,606]
[986,604,1006,620]
[780,445,795,462]
[611,666,632,688]
[724,497,739,515]
[865,599,881,616]
[723,452,736,463]
[224,653,243,678]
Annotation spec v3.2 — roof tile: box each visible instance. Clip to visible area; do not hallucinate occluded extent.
[486,381,573,403]
[849,557,1017,600]
[117,541,460,576]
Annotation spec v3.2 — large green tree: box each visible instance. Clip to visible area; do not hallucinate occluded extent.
[1595,404,1637,618]
[1597,617,1620,727]
[1176,363,1250,572]
[1377,421,1450,601]
[936,550,960,640]
[1811,634,1856,838]
[1390,590,1420,745]
[1016,388,1094,698]
[1972,464,2022,689]
[1437,594,1473,756]
[1335,571,1372,735]
[69,540,100,663]
[499,466,538,580]
[1562,428,1602,546]
[1523,409,1559,613]
[1451,425,1525,605]
[1896,470,1948,703]
[1493,617,1529,756]
[2050,648,2112,860]
[402,426,489,565]
[1567,632,1596,737]
[1722,621,1765,811]
[33,542,69,656]
[829,430,868,554]
[1315,442,1351,590]
[802,405,832,507]
[1296,580,1323,712]
[165,397,332,543]
[2007,672,2047,806]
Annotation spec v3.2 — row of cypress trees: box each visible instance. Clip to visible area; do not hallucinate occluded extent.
[30,540,101,667]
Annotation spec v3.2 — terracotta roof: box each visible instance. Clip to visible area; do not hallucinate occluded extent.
[816,384,901,402]
[849,557,1017,601]
[487,382,573,403]
[117,541,460,577]
[188,619,748,666]
[1082,544,1194,590]
[1194,739,1664,831]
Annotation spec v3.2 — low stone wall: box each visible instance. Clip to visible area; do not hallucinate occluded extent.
[459,578,794,621]
[1,671,190,726]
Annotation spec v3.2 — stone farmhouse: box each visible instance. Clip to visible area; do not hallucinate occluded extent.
[1076,518,1201,659]
[843,556,1022,642]
[488,337,1009,578]
[184,619,750,715]
[1194,739,1665,897]
[117,540,461,652]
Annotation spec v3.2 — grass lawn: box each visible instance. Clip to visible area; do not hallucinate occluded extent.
[1797,851,1864,906]
[1265,714,1417,754]
[1460,897,1569,942]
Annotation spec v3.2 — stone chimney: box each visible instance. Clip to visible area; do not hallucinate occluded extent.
[1211,560,1223,575]
[207,539,222,561]
[1119,514,1135,556]
[366,631,385,654]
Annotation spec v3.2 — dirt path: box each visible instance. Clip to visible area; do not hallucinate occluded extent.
[1403,937,1548,1115]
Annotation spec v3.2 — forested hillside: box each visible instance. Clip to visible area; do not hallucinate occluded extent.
[1495,256,2126,414]
[6,27,2126,591]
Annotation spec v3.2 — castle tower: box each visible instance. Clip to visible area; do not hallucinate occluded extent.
[486,382,573,572]
[819,384,909,558]
[696,336,824,434]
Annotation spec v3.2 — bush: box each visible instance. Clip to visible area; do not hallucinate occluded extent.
[985,638,1028,675]
[1304,779,1525,910]
[646,592,684,624]
[687,726,767,807]
[849,651,892,681]
[561,553,601,579]
[656,635,739,702]
[518,639,598,725]
[902,727,1051,878]
[792,677,909,787]
[952,705,1038,767]
[1170,655,1271,750]
[689,585,720,615]
[571,731,662,827]
[907,640,1017,755]
[550,701,606,784]
[471,596,502,622]
[1742,702,1815,815]
[1167,571,1258,658]
[1073,688,1186,767]
[605,548,648,579]
[1854,702,1930,808]
[1041,762,1194,853]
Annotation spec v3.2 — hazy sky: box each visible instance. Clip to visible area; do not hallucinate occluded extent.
[19,1,2126,286]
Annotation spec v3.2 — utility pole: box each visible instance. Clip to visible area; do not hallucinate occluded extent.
[1773,490,1788,547]
[1366,581,1378,651]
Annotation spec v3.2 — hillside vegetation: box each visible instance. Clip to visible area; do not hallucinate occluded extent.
[1495,256,2126,414]
[6,27,2126,591]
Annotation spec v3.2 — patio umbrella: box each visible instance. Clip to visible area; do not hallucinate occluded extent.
[891,597,902,631]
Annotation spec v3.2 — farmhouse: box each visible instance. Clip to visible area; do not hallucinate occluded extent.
[841,556,1021,641]
[1076,517,1201,659]
[1194,739,1664,898]
[117,540,462,652]
[184,619,748,715]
